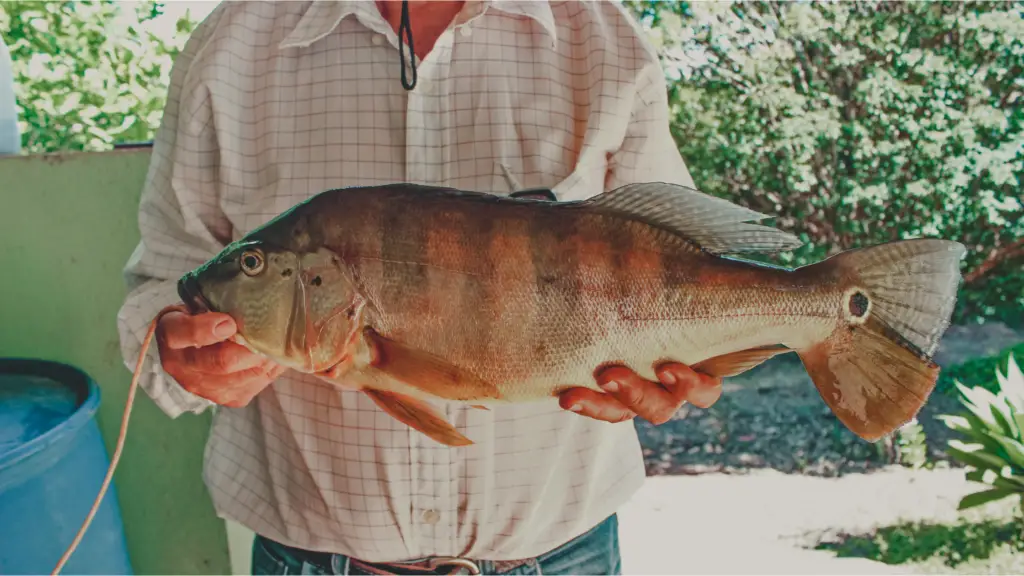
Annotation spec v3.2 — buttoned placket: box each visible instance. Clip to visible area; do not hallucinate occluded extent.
[406,29,458,555]
[288,1,490,559]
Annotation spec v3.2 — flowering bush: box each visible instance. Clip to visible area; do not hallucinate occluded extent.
[626,0,1023,325]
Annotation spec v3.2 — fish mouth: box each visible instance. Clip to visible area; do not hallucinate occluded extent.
[177,273,212,315]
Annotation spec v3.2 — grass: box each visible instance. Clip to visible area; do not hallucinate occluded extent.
[815,511,1024,574]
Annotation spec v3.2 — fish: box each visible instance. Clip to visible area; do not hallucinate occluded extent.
[176,181,966,447]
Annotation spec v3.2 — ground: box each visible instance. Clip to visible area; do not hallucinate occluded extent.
[622,321,1024,575]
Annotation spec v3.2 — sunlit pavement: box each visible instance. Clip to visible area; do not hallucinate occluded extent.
[616,467,986,575]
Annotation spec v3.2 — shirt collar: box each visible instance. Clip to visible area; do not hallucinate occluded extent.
[279,0,558,50]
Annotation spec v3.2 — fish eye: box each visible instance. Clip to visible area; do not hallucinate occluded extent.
[240,249,265,276]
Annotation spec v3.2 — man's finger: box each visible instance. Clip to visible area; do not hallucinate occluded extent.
[180,360,285,402]
[160,311,237,349]
[656,363,723,409]
[217,362,289,407]
[558,388,636,423]
[182,341,268,375]
[593,365,677,424]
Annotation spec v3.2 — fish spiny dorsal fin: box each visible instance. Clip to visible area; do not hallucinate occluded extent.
[582,182,804,254]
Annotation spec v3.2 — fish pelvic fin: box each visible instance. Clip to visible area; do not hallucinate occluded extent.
[796,238,967,441]
[363,327,503,402]
[364,389,474,447]
[691,345,792,378]
[580,182,805,254]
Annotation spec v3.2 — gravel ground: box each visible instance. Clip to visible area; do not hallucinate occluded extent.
[635,321,1024,477]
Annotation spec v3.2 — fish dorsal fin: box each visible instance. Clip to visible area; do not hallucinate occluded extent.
[581,182,804,254]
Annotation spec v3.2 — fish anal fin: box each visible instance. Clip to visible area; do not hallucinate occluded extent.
[582,182,804,254]
[691,345,792,378]
[364,328,502,403]
[363,389,474,447]
[797,316,939,442]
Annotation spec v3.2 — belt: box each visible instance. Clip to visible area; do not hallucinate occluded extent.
[348,556,531,575]
[263,538,532,575]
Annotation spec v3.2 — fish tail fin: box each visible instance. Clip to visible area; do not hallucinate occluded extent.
[795,238,967,441]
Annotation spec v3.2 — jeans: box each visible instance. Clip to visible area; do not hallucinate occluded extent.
[252,513,621,575]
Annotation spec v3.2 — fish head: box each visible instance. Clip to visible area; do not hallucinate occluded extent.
[178,235,365,375]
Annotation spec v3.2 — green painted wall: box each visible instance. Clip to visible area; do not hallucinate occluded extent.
[0,149,231,575]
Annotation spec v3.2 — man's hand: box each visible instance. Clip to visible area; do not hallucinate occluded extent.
[558,363,722,425]
[156,310,286,408]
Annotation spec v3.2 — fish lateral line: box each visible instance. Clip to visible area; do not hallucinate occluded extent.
[352,254,485,278]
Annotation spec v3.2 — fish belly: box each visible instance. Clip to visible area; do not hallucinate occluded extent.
[491,309,838,403]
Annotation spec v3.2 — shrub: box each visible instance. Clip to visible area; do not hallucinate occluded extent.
[937,342,1024,396]
[0,1,197,153]
[625,0,1024,327]
[939,354,1024,513]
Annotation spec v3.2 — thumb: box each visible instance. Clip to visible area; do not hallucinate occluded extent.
[160,311,238,349]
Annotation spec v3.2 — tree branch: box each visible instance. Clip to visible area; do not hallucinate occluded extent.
[963,237,1024,284]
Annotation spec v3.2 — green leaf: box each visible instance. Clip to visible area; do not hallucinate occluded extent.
[957,487,1017,510]
[989,436,1024,471]
[955,382,1004,432]
[999,354,1024,411]
[940,412,1010,455]
[965,468,1024,491]
[990,401,1019,439]
[946,442,1010,470]
[1014,413,1024,435]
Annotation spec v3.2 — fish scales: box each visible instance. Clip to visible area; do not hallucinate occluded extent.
[181,182,967,445]
[354,200,817,397]
[423,208,478,364]
[527,210,588,375]
[344,191,830,393]
[482,216,539,370]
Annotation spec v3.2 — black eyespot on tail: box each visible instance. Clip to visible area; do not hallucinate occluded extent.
[311,276,322,286]
[849,291,870,318]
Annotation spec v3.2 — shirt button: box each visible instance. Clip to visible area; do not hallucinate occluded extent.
[460,26,473,38]
[422,509,440,525]
[372,35,384,46]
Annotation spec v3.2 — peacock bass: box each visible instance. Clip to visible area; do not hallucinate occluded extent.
[176,182,966,446]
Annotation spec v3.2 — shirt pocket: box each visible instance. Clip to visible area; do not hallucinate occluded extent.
[492,151,608,202]
[548,152,608,202]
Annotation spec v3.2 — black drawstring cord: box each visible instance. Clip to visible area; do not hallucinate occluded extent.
[398,0,417,90]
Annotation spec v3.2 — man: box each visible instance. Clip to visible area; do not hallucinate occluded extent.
[117,1,722,574]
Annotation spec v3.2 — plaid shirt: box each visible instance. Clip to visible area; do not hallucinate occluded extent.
[117,0,694,562]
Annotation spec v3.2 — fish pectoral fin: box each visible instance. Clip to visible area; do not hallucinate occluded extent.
[691,345,792,378]
[363,389,474,447]
[364,328,502,402]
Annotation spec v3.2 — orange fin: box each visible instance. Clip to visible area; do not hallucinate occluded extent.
[794,238,963,441]
[797,316,940,442]
[364,328,502,402]
[363,389,474,447]
[691,345,791,378]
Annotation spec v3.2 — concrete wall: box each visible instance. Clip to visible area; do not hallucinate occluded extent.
[0,149,233,574]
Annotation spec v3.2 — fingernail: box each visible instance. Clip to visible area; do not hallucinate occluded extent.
[600,380,619,393]
[569,404,582,412]
[661,371,677,386]
[214,319,234,338]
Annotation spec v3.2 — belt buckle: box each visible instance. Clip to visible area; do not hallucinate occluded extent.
[427,557,481,575]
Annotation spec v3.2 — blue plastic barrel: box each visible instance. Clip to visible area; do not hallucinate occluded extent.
[0,358,133,575]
